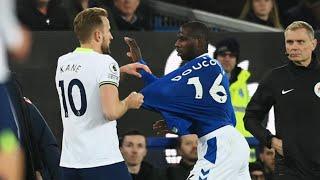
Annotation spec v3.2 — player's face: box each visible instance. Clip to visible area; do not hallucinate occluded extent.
[216,52,237,73]
[175,27,198,61]
[101,17,113,54]
[285,28,316,65]
[178,134,198,163]
[252,0,273,17]
[120,135,147,166]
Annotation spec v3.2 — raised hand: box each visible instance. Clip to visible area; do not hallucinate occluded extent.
[271,137,283,156]
[124,37,142,63]
[120,63,152,78]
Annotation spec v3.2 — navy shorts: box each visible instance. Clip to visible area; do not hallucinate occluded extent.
[62,161,132,180]
[0,84,18,134]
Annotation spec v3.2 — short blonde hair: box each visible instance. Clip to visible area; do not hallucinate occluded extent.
[73,8,108,43]
[285,21,314,39]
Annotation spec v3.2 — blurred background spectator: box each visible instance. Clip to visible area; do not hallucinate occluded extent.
[64,0,105,26]
[239,0,283,29]
[18,0,70,30]
[110,0,153,31]
[120,130,167,180]
[258,144,275,180]
[158,0,246,18]
[166,134,197,180]
[283,0,320,31]
[63,0,118,29]
[250,162,266,180]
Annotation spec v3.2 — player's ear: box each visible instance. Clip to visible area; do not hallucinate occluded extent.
[94,30,102,42]
[196,38,205,50]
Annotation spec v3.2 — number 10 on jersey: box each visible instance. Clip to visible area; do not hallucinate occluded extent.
[58,79,87,117]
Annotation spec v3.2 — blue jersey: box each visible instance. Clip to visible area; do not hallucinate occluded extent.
[140,54,236,137]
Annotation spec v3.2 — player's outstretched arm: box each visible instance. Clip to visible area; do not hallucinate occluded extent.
[100,84,144,120]
[120,63,151,78]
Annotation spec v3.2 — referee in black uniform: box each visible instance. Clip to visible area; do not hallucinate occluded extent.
[244,21,320,180]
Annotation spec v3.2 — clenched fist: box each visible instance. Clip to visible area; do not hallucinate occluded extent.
[125,91,144,109]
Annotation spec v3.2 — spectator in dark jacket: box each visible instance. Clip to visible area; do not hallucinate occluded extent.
[283,0,320,31]
[18,0,70,30]
[166,134,198,180]
[111,0,152,31]
[64,0,118,29]
[120,130,167,180]
[6,75,62,180]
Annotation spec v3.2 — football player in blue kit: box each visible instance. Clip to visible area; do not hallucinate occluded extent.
[124,21,251,180]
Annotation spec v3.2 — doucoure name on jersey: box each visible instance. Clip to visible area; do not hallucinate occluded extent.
[60,64,82,73]
[171,59,219,82]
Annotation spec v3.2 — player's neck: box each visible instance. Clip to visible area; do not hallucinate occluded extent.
[80,43,102,54]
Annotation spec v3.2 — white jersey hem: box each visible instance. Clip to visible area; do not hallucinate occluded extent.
[60,158,124,169]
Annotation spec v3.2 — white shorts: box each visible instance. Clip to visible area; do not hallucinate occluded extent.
[187,125,250,180]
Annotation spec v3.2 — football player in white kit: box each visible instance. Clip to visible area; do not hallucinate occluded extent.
[55,8,150,180]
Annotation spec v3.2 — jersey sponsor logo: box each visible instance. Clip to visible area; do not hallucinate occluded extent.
[281,89,294,95]
[314,82,320,98]
[109,63,118,74]
[107,74,119,81]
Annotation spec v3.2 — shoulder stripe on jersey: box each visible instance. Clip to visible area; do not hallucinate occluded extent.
[99,81,119,87]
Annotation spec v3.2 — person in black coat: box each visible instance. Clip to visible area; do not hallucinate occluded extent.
[6,74,62,180]
[18,0,70,30]
[166,135,197,180]
[244,21,320,180]
[110,0,152,31]
[283,0,320,31]
[120,130,167,180]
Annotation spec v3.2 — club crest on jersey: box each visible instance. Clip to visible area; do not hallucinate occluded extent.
[109,63,118,74]
[314,82,320,98]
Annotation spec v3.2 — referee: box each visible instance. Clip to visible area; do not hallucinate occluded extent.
[244,21,320,180]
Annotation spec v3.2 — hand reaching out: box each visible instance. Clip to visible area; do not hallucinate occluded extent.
[124,37,142,63]
[120,63,152,78]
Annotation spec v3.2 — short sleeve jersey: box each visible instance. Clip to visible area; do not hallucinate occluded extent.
[55,48,123,168]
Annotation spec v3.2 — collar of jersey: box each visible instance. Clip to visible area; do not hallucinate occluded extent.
[74,47,94,53]
[198,53,210,58]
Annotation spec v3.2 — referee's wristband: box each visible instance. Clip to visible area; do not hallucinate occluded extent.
[0,129,19,153]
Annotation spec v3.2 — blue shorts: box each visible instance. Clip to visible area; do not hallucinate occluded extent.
[0,83,18,134]
[62,161,132,180]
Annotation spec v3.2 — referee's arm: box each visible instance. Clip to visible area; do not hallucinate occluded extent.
[244,78,275,148]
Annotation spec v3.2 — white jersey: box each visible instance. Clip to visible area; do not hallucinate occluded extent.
[55,48,124,168]
[0,0,23,83]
